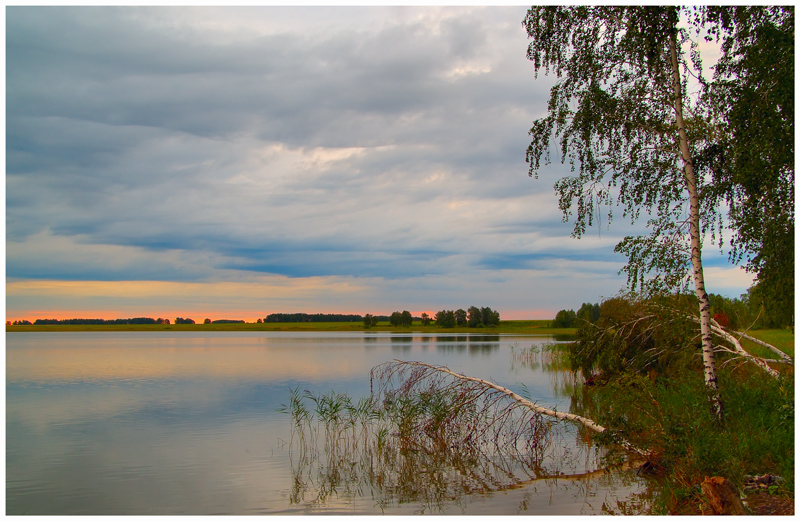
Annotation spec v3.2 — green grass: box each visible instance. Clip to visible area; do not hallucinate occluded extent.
[745,329,795,357]
[580,337,794,514]
[6,320,574,335]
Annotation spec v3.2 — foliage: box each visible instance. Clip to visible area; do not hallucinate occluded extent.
[523,6,709,294]
[481,306,500,326]
[174,317,195,324]
[467,306,482,327]
[434,309,455,328]
[576,302,601,324]
[436,306,499,328]
[579,360,794,514]
[265,312,364,323]
[523,6,794,320]
[552,309,576,329]
[569,295,699,378]
[363,313,378,328]
[554,303,601,328]
[389,310,413,327]
[698,6,794,327]
[32,317,160,325]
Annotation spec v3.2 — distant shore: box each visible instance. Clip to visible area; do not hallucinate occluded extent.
[6,320,576,335]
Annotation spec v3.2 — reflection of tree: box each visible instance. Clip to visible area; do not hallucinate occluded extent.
[281,360,613,513]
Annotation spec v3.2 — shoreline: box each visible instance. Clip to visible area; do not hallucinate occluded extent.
[6,320,576,335]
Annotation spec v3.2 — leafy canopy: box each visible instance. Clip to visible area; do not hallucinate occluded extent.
[523,6,794,310]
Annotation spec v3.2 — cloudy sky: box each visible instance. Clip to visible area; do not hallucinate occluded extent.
[6,6,753,322]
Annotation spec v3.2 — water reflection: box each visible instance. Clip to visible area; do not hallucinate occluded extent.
[284,368,591,515]
[6,332,646,515]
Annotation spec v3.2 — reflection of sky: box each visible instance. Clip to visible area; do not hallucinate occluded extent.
[7,332,617,514]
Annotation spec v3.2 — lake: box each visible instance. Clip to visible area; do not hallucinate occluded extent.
[6,331,648,514]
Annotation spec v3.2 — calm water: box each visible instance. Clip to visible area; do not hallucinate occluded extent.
[7,331,647,514]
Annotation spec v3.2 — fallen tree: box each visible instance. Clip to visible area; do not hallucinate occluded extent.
[372,360,646,457]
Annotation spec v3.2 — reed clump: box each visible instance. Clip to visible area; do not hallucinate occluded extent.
[280,359,596,511]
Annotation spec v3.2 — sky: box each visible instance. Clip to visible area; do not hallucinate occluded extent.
[5,6,755,323]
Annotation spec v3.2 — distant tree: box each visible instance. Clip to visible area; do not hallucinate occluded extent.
[454,309,467,327]
[576,303,601,324]
[175,317,195,324]
[265,313,364,323]
[204,318,211,324]
[467,306,482,327]
[164,319,171,325]
[435,310,456,328]
[401,310,413,327]
[363,313,378,328]
[480,307,500,327]
[420,312,431,326]
[389,311,402,327]
[6,321,10,326]
[257,318,263,324]
[552,309,577,329]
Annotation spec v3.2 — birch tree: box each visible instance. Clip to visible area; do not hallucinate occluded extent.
[523,7,724,418]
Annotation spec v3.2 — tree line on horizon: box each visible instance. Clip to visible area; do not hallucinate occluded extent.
[10,317,247,326]
[264,313,375,323]
[10,308,505,328]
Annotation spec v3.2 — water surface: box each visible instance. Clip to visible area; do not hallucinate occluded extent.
[7,331,647,514]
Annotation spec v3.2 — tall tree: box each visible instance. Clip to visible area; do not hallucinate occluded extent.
[698,6,794,327]
[467,306,482,328]
[523,6,725,418]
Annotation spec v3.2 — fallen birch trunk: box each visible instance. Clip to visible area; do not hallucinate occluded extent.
[692,317,782,379]
[731,330,793,365]
[388,360,646,456]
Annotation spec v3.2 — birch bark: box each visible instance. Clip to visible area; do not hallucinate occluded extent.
[668,32,723,420]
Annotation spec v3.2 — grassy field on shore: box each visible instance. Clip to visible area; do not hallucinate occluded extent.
[6,320,575,336]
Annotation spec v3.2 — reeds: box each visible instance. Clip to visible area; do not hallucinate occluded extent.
[280,358,598,511]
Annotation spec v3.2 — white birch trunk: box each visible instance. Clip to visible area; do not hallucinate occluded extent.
[732,330,794,365]
[668,33,724,421]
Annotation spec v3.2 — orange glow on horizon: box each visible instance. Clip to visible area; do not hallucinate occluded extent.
[6,279,556,324]
[6,308,556,324]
